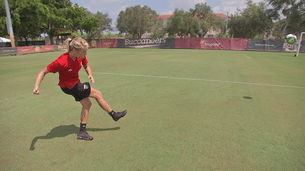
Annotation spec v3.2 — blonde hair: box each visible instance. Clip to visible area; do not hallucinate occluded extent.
[66,37,89,52]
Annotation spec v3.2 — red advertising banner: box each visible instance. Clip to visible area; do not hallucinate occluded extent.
[230,38,248,51]
[40,45,54,52]
[194,38,231,50]
[88,39,100,48]
[175,38,248,51]
[99,39,117,48]
[17,45,55,54]
[175,38,191,49]
[17,46,36,54]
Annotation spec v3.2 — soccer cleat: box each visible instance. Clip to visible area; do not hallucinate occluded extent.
[112,110,127,121]
[77,131,93,140]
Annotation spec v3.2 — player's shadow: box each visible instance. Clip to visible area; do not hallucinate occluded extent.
[29,124,120,151]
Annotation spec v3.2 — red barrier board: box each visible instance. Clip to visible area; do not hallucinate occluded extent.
[193,38,231,50]
[230,39,248,51]
[175,38,248,51]
[17,46,35,54]
[17,45,55,54]
[175,38,190,49]
[40,45,54,52]
[99,39,117,48]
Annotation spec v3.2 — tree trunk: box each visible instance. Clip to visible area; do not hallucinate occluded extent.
[282,5,295,37]
[25,37,29,46]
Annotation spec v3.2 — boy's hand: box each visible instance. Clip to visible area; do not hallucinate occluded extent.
[88,75,95,84]
[33,86,40,95]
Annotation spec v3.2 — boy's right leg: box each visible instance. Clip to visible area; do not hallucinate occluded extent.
[89,87,127,121]
[89,87,112,113]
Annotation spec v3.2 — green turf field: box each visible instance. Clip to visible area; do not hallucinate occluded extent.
[1,48,305,170]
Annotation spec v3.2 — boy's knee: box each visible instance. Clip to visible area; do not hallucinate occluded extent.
[96,90,102,96]
[81,99,92,108]
[87,101,92,108]
[91,88,103,98]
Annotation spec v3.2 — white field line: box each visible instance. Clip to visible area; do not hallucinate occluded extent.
[93,72,305,89]
[243,54,251,59]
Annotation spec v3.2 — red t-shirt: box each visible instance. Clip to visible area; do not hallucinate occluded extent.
[47,52,88,89]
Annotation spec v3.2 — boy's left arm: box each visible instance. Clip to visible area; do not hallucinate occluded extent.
[84,65,95,84]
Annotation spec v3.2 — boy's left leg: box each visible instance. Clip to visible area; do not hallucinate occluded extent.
[77,97,93,140]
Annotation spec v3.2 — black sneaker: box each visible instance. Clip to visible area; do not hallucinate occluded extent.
[112,110,127,121]
[77,131,93,140]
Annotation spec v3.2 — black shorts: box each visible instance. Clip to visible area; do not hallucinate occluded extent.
[61,82,91,101]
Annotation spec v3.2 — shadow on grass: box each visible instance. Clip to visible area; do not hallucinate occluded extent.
[29,124,120,151]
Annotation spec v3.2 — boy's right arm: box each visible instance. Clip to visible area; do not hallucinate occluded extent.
[33,67,50,95]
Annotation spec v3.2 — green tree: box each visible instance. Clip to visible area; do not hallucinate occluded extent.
[95,11,112,33]
[266,0,305,37]
[166,9,190,38]
[43,1,84,44]
[0,0,50,46]
[190,3,226,38]
[0,0,100,45]
[117,5,158,38]
[228,0,273,38]
[149,18,165,38]
[16,1,49,43]
[166,9,203,38]
[81,15,99,39]
[228,13,248,38]
[67,4,87,33]
[86,11,112,39]
[190,2,213,18]
[186,15,202,38]
[40,1,99,44]
[166,3,226,38]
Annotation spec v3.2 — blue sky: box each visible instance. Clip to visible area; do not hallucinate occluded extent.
[70,0,265,32]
